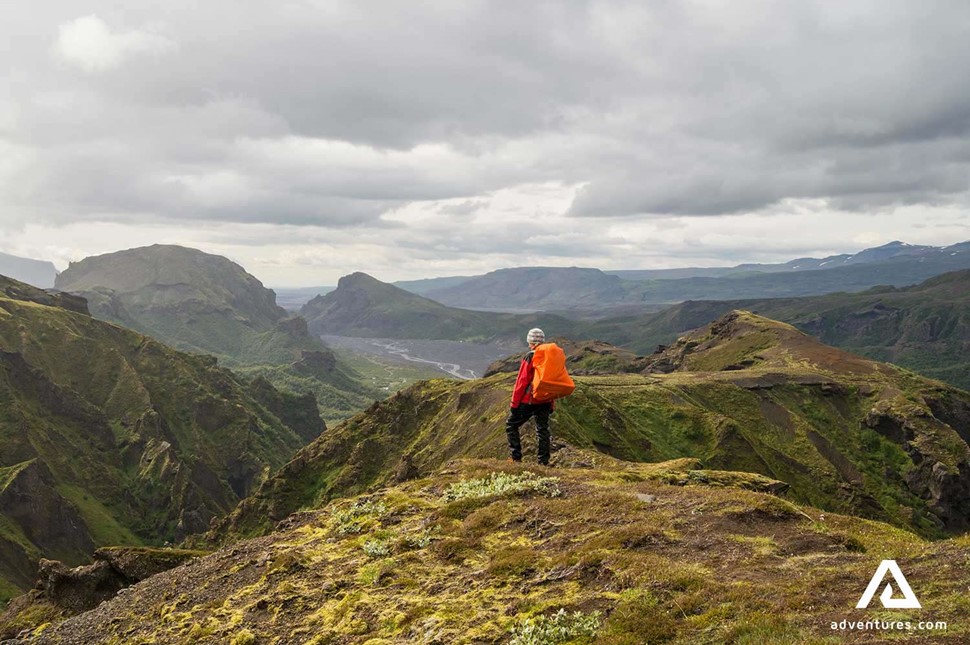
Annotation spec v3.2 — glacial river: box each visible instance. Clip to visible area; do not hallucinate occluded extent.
[320,335,514,380]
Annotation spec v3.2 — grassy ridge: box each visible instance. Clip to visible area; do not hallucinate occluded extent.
[588,269,970,390]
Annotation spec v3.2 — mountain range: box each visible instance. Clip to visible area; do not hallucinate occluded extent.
[2,240,970,642]
[401,241,970,312]
[300,267,970,392]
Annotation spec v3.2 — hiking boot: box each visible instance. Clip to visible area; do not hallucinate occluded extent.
[507,457,521,463]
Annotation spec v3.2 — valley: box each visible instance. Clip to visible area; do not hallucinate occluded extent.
[322,335,513,380]
[2,240,969,643]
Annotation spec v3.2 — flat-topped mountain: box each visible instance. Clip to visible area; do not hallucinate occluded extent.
[0,275,324,602]
[301,272,580,343]
[218,311,970,542]
[55,245,290,360]
[424,266,630,311]
[54,245,376,421]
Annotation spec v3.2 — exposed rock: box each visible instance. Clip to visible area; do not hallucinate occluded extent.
[393,454,420,483]
[907,460,970,532]
[0,275,88,315]
[34,559,123,615]
[0,547,205,631]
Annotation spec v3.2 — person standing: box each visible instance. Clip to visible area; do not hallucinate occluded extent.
[505,327,553,465]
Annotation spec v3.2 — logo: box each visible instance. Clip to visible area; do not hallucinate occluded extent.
[856,560,921,609]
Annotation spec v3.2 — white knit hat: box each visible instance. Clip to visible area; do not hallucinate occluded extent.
[527,328,545,344]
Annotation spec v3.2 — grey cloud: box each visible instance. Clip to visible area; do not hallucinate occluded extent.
[3,0,970,240]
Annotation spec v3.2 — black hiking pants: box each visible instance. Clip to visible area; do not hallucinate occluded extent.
[505,402,552,465]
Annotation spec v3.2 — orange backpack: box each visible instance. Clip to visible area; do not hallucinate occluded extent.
[530,343,575,402]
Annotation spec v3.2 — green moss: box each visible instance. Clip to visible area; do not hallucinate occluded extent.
[487,545,540,578]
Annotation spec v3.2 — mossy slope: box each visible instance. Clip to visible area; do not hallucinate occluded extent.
[21,458,970,644]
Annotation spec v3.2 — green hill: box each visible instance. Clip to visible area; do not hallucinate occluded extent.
[301,272,581,343]
[219,311,970,542]
[588,269,970,389]
[54,245,376,422]
[0,275,324,602]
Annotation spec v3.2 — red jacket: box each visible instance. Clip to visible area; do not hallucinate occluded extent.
[510,352,554,409]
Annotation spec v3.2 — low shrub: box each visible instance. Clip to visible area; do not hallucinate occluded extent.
[508,609,601,645]
[362,539,391,558]
[332,500,387,535]
[442,472,561,503]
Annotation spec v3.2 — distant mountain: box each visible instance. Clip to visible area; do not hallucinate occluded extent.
[402,241,970,312]
[301,272,581,343]
[621,243,970,304]
[0,252,57,289]
[0,275,323,602]
[54,245,375,421]
[587,269,970,390]
[609,240,945,280]
[392,275,476,295]
[424,266,631,311]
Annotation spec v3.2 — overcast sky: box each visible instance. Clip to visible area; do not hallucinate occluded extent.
[2,1,969,286]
